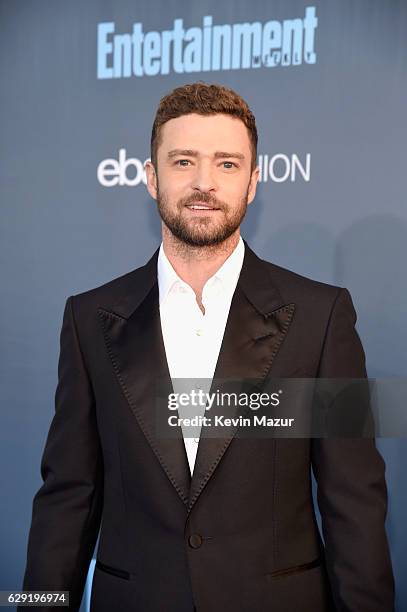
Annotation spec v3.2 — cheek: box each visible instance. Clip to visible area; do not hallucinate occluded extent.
[160,169,191,196]
[223,178,250,200]
[156,179,176,201]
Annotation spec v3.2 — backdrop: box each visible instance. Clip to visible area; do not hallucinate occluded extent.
[1,1,406,610]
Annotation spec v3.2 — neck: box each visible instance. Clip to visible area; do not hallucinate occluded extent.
[161,224,241,301]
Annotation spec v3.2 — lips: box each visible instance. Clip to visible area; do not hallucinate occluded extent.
[185,203,219,210]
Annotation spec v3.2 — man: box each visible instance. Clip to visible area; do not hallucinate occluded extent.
[20,82,394,611]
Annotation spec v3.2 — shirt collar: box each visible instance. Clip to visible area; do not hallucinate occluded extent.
[157,236,245,307]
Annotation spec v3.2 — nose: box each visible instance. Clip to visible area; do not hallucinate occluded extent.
[192,160,217,194]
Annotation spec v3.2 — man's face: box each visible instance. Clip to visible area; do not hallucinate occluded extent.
[145,113,259,247]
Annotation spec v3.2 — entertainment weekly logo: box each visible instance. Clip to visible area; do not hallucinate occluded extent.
[96,150,311,187]
[97,7,318,79]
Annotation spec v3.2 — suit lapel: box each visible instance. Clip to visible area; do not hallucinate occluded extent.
[97,241,295,514]
[188,242,295,512]
[97,248,192,508]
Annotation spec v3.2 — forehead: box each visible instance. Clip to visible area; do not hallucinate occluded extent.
[158,113,251,156]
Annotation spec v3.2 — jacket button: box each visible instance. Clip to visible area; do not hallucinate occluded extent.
[188,534,203,549]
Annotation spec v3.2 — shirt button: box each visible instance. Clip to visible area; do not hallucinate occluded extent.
[193,438,200,444]
[188,534,203,549]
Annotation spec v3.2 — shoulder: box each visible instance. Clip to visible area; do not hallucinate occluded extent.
[259,257,360,332]
[249,242,344,310]
[67,247,159,318]
[73,265,144,302]
[240,242,354,332]
[262,258,342,303]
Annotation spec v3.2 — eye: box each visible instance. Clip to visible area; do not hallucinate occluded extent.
[175,159,191,167]
[222,161,238,169]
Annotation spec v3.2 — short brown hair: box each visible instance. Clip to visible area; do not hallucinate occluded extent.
[150,82,258,171]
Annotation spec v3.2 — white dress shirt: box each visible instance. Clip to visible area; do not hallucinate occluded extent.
[157,236,245,474]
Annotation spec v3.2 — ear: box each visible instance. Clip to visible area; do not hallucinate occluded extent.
[145,160,158,200]
[247,165,260,205]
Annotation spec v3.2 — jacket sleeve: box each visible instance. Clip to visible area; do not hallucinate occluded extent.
[311,288,395,612]
[19,295,104,612]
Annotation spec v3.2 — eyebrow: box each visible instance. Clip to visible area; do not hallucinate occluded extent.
[167,149,245,160]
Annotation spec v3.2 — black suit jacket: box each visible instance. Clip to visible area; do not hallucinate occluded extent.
[20,240,394,611]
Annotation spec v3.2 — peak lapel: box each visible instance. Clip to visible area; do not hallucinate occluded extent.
[97,248,192,508]
[188,241,295,513]
[96,242,296,514]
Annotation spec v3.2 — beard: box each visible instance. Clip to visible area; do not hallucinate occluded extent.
[156,182,250,247]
